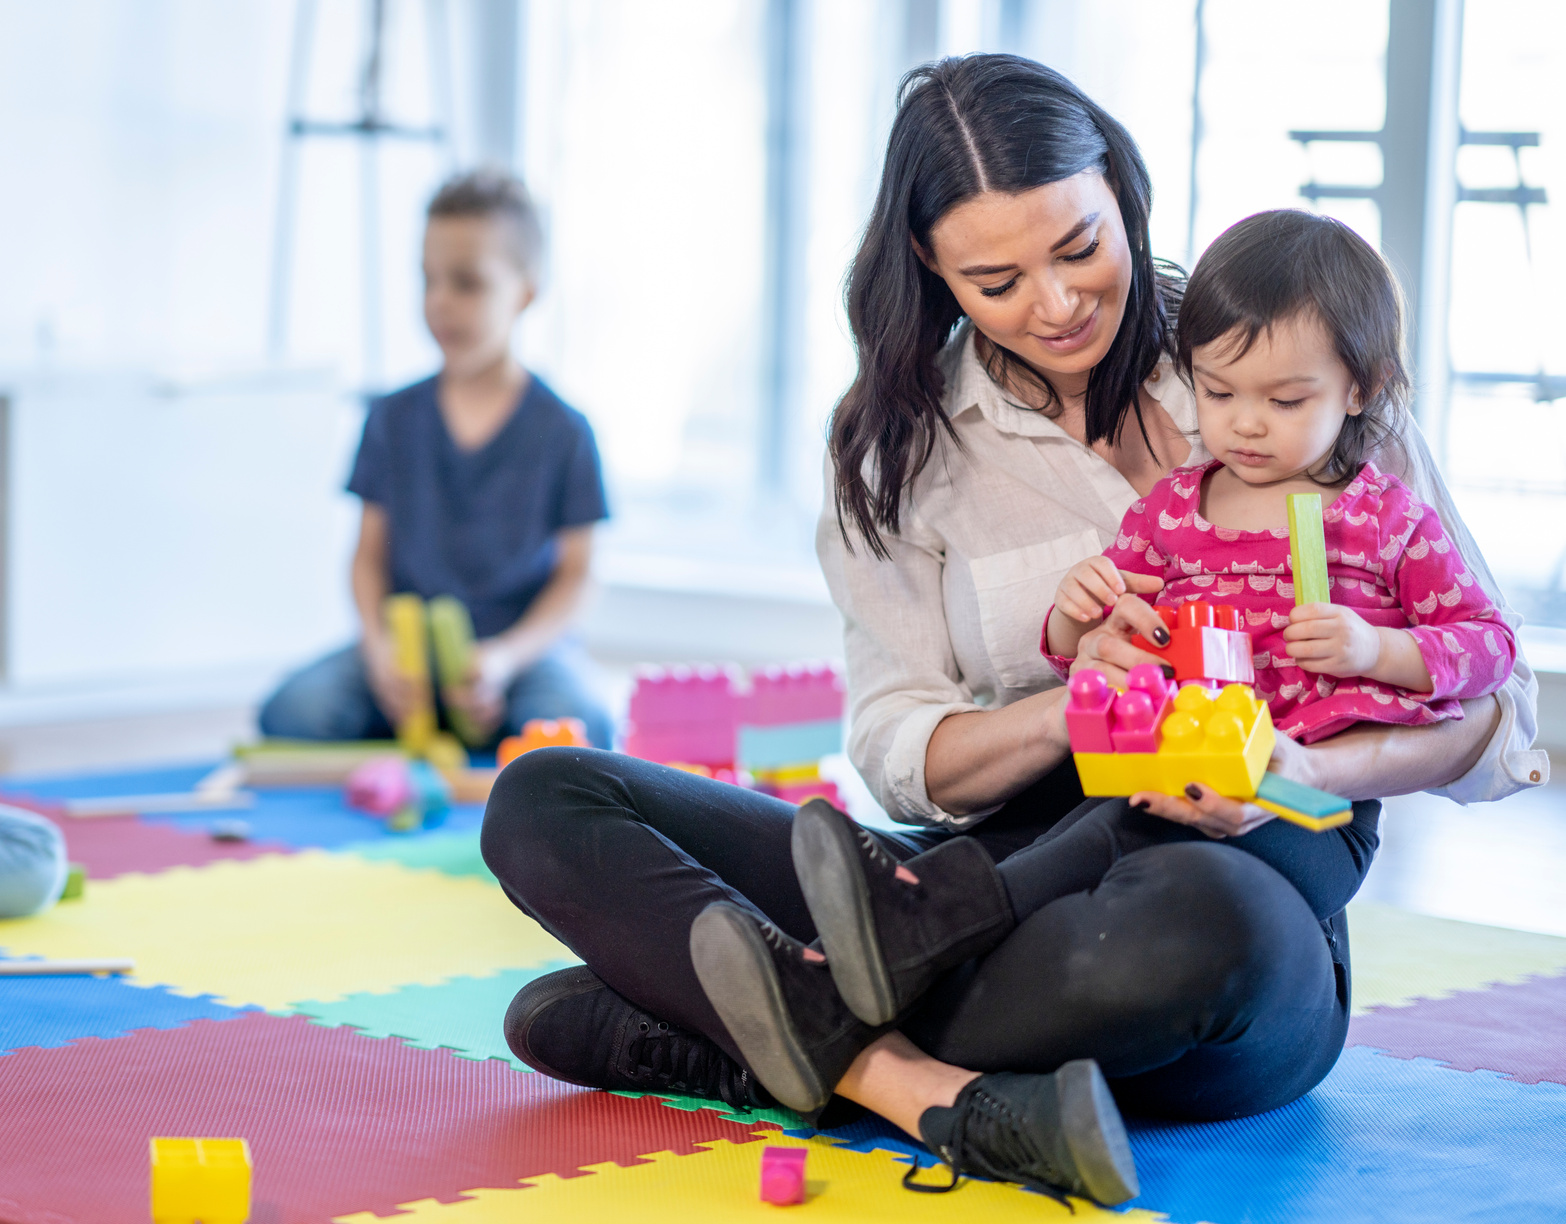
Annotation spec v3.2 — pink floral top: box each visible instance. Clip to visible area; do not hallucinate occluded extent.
[1046,459,1517,744]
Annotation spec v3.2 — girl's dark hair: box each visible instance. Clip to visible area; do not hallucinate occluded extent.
[830,54,1181,557]
[1177,209,1410,484]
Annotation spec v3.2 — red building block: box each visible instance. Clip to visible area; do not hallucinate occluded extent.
[1130,602,1255,685]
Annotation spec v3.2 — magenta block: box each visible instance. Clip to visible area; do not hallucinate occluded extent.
[345,757,413,816]
[624,665,742,767]
[741,664,844,727]
[1109,689,1161,753]
[1064,670,1115,753]
[760,1146,807,1205]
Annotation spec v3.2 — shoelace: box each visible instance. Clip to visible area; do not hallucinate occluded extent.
[621,1018,762,1112]
[901,1085,1074,1209]
[854,825,899,873]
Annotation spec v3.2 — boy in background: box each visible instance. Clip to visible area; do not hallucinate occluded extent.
[261,170,612,748]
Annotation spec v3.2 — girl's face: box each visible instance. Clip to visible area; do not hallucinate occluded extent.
[1191,312,1362,486]
[423,215,534,376]
[922,172,1134,394]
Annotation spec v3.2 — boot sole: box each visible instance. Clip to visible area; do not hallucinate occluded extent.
[1056,1059,1140,1206]
[689,903,829,1115]
[792,800,898,1026]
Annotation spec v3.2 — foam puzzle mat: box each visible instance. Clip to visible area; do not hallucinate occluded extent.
[3,763,1565,1223]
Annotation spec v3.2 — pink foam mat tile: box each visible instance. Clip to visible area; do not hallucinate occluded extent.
[1347,968,1566,1086]
[0,793,293,879]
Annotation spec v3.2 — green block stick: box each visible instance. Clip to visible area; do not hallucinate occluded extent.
[428,596,484,747]
[1287,493,1330,607]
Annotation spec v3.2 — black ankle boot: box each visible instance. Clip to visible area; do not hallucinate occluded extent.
[504,965,774,1112]
[689,901,885,1115]
[792,798,1015,1025]
[914,1063,1139,1207]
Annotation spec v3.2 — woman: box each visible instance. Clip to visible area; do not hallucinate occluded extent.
[481,56,1545,1205]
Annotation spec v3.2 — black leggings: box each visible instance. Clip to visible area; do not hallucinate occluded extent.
[480,747,1380,1121]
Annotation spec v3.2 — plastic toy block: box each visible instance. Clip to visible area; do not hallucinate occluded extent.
[1064,665,1173,754]
[1255,771,1353,830]
[385,594,436,756]
[1288,492,1331,607]
[427,596,484,747]
[760,1145,807,1205]
[346,756,414,816]
[1074,680,1274,798]
[736,719,843,771]
[424,732,468,773]
[60,863,85,901]
[772,778,843,808]
[624,665,743,769]
[406,761,451,829]
[149,1137,252,1224]
[1130,601,1255,685]
[497,718,590,768]
[741,664,844,727]
[1064,669,1116,752]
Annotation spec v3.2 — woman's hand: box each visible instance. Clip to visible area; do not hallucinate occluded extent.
[1069,592,1173,689]
[1130,728,1317,839]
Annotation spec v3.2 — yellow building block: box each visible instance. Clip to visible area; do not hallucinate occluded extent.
[1074,683,1273,799]
[385,594,436,756]
[150,1137,251,1224]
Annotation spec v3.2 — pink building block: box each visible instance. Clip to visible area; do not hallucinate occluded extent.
[623,665,742,768]
[760,1146,807,1205]
[1108,664,1175,753]
[1064,670,1116,753]
[740,664,844,727]
[344,757,412,816]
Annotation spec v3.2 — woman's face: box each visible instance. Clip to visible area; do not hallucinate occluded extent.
[922,171,1133,390]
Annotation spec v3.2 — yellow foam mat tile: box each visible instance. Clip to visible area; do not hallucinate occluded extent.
[0,850,566,1009]
[334,1134,1170,1223]
[1347,900,1566,1014]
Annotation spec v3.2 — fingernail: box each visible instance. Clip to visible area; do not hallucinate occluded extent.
[1161,664,1176,680]
[1184,784,1203,801]
[1153,628,1171,646]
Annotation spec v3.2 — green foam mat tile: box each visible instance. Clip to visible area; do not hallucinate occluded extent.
[339,827,495,881]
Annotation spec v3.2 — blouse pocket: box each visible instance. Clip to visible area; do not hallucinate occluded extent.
[969,528,1104,689]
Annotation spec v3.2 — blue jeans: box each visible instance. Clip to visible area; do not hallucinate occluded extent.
[258,641,614,749]
[0,805,68,918]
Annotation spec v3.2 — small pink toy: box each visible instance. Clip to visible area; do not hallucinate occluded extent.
[760,1146,807,1205]
[345,757,413,816]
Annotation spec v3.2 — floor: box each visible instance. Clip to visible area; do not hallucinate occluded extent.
[1,704,1563,938]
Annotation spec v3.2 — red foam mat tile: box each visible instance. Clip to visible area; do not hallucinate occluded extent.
[0,794,291,879]
[0,1012,775,1224]
[1348,969,1566,1086]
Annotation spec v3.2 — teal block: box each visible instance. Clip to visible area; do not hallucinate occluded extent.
[737,719,842,770]
[1257,771,1350,819]
[340,828,494,881]
[286,962,579,1067]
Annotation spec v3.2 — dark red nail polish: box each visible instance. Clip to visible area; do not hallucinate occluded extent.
[1184,784,1203,801]
[1153,627,1170,646]
[1161,664,1176,680]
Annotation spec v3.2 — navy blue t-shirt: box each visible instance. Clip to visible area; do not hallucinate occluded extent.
[347,373,608,639]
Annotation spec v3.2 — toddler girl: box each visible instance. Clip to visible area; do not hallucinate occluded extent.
[1045,209,1515,742]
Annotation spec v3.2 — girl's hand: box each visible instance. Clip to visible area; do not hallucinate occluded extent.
[1282,604,1379,676]
[1130,728,1316,838]
[1069,591,1173,689]
[1055,559,1163,624]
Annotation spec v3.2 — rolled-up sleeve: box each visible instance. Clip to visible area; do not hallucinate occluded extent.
[816,501,992,830]
[1386,427,1550,800]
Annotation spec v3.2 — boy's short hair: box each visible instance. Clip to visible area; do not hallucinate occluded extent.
[1177,209,1411,483]
[427,168,544,284]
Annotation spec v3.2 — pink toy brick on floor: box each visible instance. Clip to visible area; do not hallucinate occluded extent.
[624,665,742,769]
[345,757,413,816]
[740,665,844,726]
[760,1145,807,1205]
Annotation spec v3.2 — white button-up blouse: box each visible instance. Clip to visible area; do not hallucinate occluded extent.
[816,323,1548,829]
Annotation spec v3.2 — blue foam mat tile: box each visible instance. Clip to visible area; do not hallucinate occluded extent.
[0,974,256,1054]
[802,1047,1566,1223]
[7,762,485,850]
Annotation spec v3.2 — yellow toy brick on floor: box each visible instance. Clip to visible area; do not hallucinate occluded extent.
[333,1132,1172,1223]
[0,851,566,1009]
[151,1138,252,1224]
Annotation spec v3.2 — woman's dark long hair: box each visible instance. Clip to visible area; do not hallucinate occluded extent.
[831,54,1180,557]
